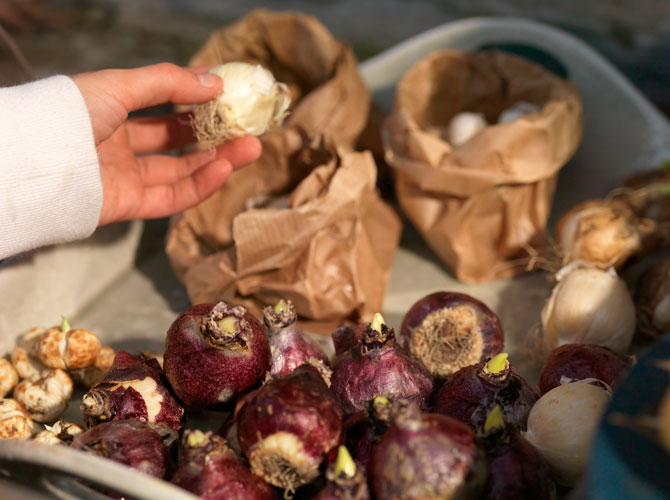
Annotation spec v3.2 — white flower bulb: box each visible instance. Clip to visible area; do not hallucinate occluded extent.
[192,62,291,148]
[446,112,488,146]
[524,380,611,485]
[540,263,636,354]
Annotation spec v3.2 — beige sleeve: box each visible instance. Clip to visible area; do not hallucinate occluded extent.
[0,75,102,260]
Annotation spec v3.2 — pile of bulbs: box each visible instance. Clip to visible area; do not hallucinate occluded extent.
[536,163,670,356]
[0,286,651,499]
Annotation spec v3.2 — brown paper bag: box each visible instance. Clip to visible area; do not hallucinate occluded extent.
[166,9,398,326]
[166,141,402,326]
[382,50,583,283]
[180,8,372,248]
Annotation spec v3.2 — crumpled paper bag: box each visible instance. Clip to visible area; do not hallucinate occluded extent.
[179,8,372,249]
[382,49,583,283]
[166,140,402,327]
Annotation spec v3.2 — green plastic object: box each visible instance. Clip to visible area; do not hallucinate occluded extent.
[587,334,670,499]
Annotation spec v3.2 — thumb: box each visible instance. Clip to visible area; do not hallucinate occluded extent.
[106,63,223,112]
[74,63,222,144]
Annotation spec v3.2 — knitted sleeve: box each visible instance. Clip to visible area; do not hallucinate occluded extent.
[0,75,102,259]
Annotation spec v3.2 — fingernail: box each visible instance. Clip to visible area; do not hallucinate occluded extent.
[198,73,220,88]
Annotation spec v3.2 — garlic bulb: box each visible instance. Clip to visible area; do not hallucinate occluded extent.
[555,199,647,270]
[497,101,540,123]
[446,111,488,146]
[192,62,291,148]
[540,263,636,354]
[523,379,611,485]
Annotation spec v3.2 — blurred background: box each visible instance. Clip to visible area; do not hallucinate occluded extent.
[1,0,670,117]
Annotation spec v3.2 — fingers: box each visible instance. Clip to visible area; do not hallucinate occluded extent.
[189,65,219,74]
[138,135,262,186]
[214,135,263,171]
[74,63,222,145]
[115,63,223,112]
[124,114,263,158]
[137,159,234,220]
[132,135,261,219]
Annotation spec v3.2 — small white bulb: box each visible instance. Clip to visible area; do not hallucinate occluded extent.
[192,62,291,148]
[524,380,611,486]
[540,264,636,354]
[446,112,488,146]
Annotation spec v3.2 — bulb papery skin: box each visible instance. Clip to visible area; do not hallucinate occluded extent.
[236,365,343,493]
[538,343,634,395]
[432,358,539,431]
[330,321,434,415]
[332,323,367,356]
[555,200,645,270]
[400,291,504,379]
[263,301,331,381]
[268,325,331,380]
[480,424,555,500]
[342,412,377,469]
[523,380,611,486]
[81,350,184,431]
[171,431,277,500]
[193,62,291,147]
[540,264,636,354]
[342,398,393,468]
[313,456,371,500]
[163,302,271,409]
[71,419,173,479]
[369,405,486,500]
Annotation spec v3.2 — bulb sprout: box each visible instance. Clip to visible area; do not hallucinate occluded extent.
[370,313,385,333]
[484,405,505,433]
[361,313,395,353]
[487,353,508,374]
[186,429,208,448]
[334,445,356,478]
[61,316,71,334]
[274,299,289,314]
[373,395,390,407]
[217,317,239,334]
[200,303,250,351]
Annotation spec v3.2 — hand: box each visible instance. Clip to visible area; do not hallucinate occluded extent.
[72,63,262,226]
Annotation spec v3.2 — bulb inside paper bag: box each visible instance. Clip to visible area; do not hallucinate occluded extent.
[446,112,488,146]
